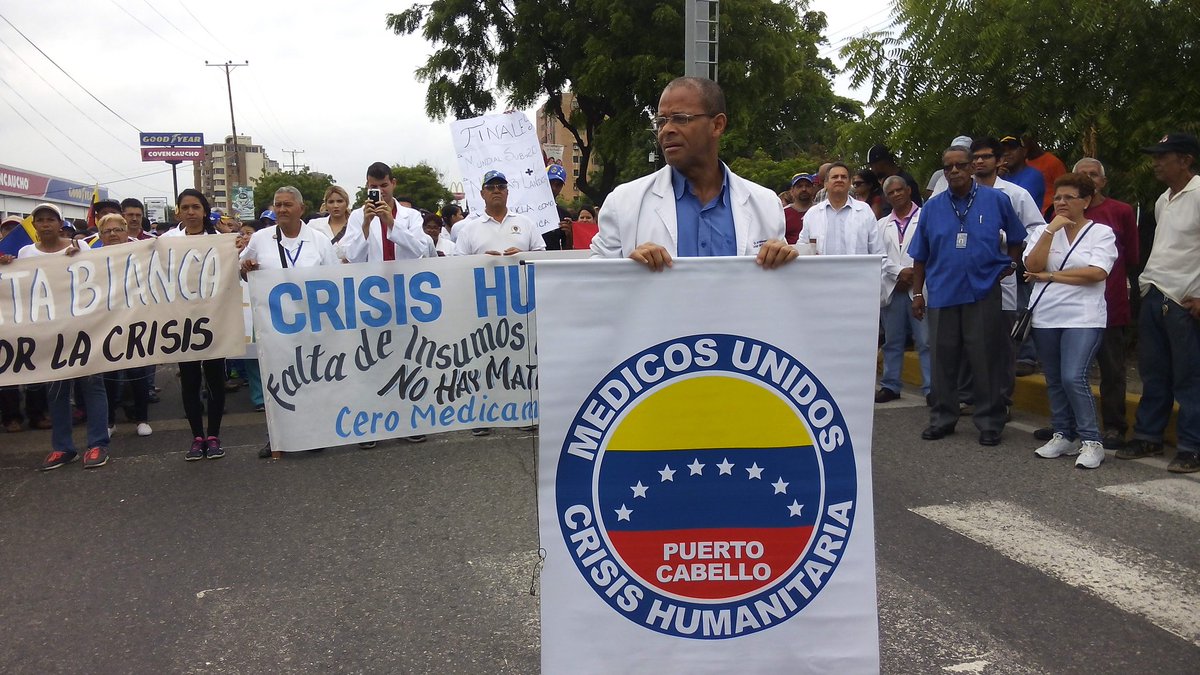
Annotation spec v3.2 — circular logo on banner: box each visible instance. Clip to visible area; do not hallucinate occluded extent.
[555,334,857,640]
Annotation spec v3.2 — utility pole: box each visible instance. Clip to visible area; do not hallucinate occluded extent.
[282,149,306,172]
[205,60,249,196]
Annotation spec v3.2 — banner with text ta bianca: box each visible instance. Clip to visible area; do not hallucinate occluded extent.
[535,257,882,674]
[0,235,243,386]
[248,255,539,451]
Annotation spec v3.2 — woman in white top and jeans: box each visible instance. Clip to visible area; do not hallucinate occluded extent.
[1023,173,1118,469]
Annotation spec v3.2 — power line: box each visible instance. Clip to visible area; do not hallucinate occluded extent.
[0,74,127,177]
[175,0,235,53]
[0,93,99,182]
[107,0,205,60]
[0,36,139,151]
[140,0,194,42]
[0,12,142,132]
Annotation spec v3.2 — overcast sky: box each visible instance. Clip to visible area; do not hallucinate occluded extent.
[0,0,892,203]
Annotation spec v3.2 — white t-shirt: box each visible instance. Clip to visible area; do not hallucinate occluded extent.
[453,211,547,255]
[1023,221,1117,328]
[240,224,338,269]
[991,177,1047,311]
[17,241,74,258]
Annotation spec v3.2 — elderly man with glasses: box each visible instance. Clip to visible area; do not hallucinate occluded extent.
[589,76,796,270]
[453,170,546,256]
[908,146,1027,447]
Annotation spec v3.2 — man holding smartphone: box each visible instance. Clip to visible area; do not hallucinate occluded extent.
[339,161,434,262]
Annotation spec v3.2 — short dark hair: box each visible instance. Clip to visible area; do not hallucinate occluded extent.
[366,162,392,181]
[1054,172,1096,199]
[827,161,851,178]
[970,137,1002,157]
[120,198,144,211]
[664,76,726,116]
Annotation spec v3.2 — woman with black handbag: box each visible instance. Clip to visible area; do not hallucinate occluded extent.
[1023,173,1118,469]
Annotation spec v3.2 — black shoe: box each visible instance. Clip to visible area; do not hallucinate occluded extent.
[1115,438,1163,460]
[1102,429,1126,450]
[1168,452,1200,473]
[1033,427,1054,441]
[925,393,934,407]
[874,388,900,403]
[1015,361,1037,377]
[358,441,377,449]
[258,443,272,458]
[921,425,955,440]
[978,430,1002,446]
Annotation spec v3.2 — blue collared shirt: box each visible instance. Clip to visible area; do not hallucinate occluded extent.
[672,165,736,257]
[908,182,1026,308]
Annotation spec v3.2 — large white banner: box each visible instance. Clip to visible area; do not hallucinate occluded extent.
[451,111,557,233]
[248,255,539,451]
[535,257,882,674]
[0,235,244,385]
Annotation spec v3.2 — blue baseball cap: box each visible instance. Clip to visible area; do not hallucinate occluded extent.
[546,164,567,183]
[790,173,816,187]
[259,210,276,221]
[206,208,221,224]
[482,170,507,185]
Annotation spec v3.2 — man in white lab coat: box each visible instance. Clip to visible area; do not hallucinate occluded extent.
[590,76,796,270]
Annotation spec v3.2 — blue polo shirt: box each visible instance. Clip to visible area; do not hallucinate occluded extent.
[908,182,1026,308]
[672,165,736,257]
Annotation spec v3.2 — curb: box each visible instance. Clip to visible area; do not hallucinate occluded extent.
[897,351,1179,444]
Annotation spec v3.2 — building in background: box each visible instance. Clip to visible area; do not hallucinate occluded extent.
[537,92,585,205]
[0,163,110,221]
[192,134,279,213]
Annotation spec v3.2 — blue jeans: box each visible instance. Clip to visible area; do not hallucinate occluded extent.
[244,358,263,406]
[48,375,109,453]
[1033,327,1103,442]
[1134,287,1200,453]
[880,289,930,394]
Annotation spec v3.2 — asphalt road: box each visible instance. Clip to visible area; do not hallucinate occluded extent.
[1,373,1197,674]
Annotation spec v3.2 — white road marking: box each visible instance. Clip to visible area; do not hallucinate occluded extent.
[195,586,232,599]
[1098,478,1200,522]
[911,500,1200,647]
[944,660,991,673]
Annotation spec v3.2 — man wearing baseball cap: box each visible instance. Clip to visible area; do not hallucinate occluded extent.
[547,164,568,199]
[866,144,923,215]
[1116,132,1200,473]
[0,203,111,470]
[454,170,546,256]
[784,173,816,244]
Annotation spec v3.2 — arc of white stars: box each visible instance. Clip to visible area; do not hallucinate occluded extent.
[687,458,705,475]
[630,481,648,498]
[716,458,734,475]
[772,477,789,494]
[746,462,764,479]
[658,464,676,482]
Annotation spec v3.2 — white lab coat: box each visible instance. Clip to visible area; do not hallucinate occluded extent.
[590,164,786,258]
[878,205,923,306]
[339,202,433,263]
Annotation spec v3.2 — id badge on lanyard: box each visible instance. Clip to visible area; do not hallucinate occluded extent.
[955,232,968,248]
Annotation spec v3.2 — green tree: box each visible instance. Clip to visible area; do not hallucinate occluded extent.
[387,0,856,205]
[839,0,1200,204]
[728,148,826,195]
[352,163,453,211]
[253,170,335,218]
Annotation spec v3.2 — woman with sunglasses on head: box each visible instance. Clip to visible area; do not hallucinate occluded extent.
[1023,173,1117,469]
[161,189,229,461]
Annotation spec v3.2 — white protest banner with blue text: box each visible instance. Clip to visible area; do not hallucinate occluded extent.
[248,255,538,451]
[534,257,881,674]
[0,235,243,385]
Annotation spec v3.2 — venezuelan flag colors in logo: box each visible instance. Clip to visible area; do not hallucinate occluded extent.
[556,334,857,639]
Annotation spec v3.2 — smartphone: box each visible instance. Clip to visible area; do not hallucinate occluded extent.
[366,188,381,203]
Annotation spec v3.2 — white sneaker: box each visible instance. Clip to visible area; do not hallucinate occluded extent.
[1076,440,1105,469]
[136,422,153,437]
[108,425,116,436]
[1034,433,1081,458]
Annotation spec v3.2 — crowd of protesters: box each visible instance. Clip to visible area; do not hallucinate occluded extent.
[2,76,1197,479]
